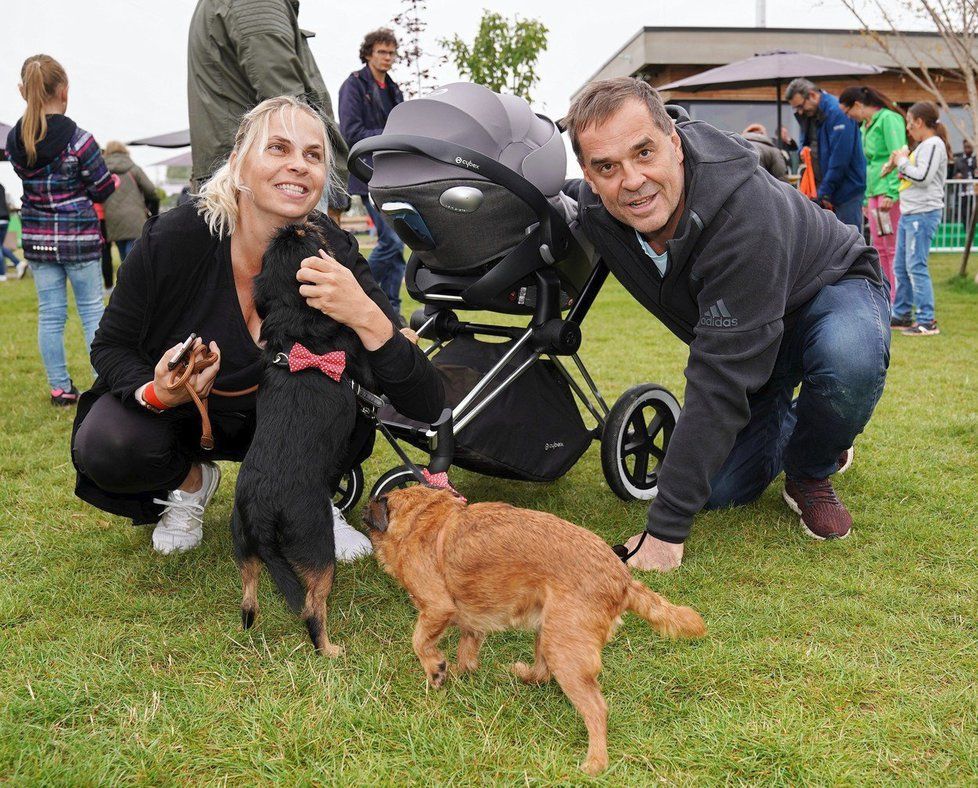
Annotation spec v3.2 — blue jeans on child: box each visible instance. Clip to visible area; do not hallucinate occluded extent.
[28,259,105,390]
[364,197,406,318]
[892,208,940,323]
[705,277,890,508]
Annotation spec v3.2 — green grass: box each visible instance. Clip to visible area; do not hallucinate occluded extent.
[1,252,976,784]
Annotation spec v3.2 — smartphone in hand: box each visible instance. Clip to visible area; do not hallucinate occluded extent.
[167,333,198,371]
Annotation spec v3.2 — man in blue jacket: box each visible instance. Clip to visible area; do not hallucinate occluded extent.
[784,78,867,230]
[339,28,406,319]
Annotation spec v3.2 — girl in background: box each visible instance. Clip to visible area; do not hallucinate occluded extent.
[883,101,950,336]
[5,54,116,404]
[839,86,906,303]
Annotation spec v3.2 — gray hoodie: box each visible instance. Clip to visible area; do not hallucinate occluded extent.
[568,106,882,543]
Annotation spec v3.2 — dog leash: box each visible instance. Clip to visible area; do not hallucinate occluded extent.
[159,343,220,450]
[612,530,648,564]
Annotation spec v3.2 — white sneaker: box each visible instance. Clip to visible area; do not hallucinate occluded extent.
[15,260,28,279]
[151,461,221,554]
[332,503,372,562]
[0,274,7,282]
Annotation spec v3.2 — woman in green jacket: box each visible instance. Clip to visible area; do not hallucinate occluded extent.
[840,86,907,303]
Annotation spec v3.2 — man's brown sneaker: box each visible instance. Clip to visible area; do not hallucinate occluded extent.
[836,446,854,475]
[782,478,852,540]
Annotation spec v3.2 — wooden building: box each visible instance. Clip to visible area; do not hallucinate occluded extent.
[577,26,973,146]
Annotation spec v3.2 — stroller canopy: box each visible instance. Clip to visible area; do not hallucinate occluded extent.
[370,82,566,198]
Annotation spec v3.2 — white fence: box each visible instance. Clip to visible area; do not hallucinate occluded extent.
[932,179,977,252]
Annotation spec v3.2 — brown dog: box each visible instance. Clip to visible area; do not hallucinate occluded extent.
[363,485,706,775]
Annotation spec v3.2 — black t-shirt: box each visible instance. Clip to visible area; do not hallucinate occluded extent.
[172,238,263,411]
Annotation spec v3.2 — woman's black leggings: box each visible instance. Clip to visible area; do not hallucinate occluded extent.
[72,393,373,497]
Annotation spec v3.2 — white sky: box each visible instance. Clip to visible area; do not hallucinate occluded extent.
[2,0,895,203]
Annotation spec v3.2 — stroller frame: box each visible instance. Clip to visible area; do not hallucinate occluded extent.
[333,128,682,508]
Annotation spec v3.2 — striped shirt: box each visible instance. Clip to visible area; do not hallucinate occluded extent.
[12,126,115,264]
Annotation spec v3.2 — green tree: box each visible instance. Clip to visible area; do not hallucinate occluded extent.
[442,12,548,103]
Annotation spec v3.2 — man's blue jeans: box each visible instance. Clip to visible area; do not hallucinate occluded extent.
[0,221,20,268]
[706,277,890,508]
[364,197,406,317]
[833,194,865,233]
[892,208,940,323]
[28,259,105,390]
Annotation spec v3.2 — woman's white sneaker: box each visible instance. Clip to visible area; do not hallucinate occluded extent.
[332,503,372,561]
[152,462,222,554]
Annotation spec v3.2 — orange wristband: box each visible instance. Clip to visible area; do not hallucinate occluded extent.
[143,382,169,411]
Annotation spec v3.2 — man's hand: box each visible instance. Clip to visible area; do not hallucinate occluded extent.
[624,532,684,572]
[879,196,894,210]
[297,249,394,350]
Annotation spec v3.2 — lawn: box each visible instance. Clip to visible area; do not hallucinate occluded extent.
[0,251,975,784]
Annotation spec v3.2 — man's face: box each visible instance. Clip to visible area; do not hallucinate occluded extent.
[367,42,397,75]
[578,98,685,239]
[789,90,820,118]
[964,141,973,157]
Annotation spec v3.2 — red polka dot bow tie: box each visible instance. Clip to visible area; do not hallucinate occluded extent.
[422,469,466,502]
[287,343,346,381]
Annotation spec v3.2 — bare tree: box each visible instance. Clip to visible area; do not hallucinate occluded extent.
[843,0,978,277]
[392,0,443,99]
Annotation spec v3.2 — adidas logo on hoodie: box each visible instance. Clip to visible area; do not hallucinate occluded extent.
[700,298,738,327]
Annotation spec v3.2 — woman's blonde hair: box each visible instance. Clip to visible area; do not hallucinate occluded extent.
[196,96,339,238]
[19,54,69,167]
[104,140,129,156]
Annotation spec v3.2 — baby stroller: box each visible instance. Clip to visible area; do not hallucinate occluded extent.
[337,82,681,508]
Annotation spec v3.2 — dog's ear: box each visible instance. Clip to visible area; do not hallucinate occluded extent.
[363,495,390,532]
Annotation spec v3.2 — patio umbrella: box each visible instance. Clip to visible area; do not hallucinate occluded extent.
[152,150,192,167]
[657,50,885,146]
[128,128,191,148]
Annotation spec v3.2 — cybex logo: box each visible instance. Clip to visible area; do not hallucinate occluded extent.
[544,441,565,451]
[455,156,480,170]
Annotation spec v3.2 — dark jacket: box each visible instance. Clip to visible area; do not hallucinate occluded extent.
[103,151,157,241]
[338,66,404,196]
[0,184,9,221]
[186,0,349,189]
[741,132,789,181]
[6,114,115,264]
[71,203,444,523]
[567,106,882,544]
[798,92,866,206]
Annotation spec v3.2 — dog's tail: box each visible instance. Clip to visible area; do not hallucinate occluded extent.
[259,545,305,614]
[624,581,706,639]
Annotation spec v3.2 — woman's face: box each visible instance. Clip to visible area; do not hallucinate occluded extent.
[235,110,328,227]
[906,113,925,143]
[842,101,870,124]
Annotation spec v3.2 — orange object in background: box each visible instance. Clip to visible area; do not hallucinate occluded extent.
[799,146,817,200]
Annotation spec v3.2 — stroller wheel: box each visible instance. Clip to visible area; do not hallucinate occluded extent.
[370,465,423,500]
[332,465,364,513]
[601,384,681,501]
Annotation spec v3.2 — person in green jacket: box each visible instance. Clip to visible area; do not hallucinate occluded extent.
[840,86,907,303]
[186,0,349,220]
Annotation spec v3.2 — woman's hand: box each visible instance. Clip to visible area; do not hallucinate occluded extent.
[152,338,221,407]
[879,196,894,210]
[296,249,395,350]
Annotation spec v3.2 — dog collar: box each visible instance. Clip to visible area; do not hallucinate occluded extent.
[271,343,346,381]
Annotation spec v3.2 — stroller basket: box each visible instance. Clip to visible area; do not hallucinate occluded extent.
[380,335,592,482]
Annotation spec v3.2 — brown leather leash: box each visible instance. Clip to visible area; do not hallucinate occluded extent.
[159,344,257,450]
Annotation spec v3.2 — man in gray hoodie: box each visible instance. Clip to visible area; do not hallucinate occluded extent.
[563,78,890,571]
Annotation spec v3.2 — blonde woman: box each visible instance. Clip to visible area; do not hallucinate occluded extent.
[6,54,115,404]
[71,96,443,555]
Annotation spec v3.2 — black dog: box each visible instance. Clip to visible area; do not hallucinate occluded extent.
[231,222,375,655]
